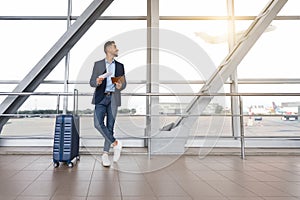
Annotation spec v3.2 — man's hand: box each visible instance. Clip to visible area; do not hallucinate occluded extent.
[96,77,104,85]
[115,80,122,90]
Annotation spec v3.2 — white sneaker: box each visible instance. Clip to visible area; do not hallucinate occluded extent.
[113,140,122,162]
[101,153,111,167]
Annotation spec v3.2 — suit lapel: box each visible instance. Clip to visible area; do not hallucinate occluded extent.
[100,59,106,74]
[115,61,122,77]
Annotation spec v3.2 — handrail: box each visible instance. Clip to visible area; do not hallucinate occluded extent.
[0,113,293,117]
[1,78,300,85]
[0,92,300,96]
[1,135,300,140]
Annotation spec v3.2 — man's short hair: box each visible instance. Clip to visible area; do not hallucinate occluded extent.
[104,41,115,54]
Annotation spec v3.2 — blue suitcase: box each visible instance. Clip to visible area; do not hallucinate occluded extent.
[53,89,80,168]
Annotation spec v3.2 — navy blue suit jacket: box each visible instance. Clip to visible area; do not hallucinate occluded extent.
[89,59,126,106]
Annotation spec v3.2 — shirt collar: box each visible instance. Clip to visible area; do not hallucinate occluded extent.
[105,59,115,64]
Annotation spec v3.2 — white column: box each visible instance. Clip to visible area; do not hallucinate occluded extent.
[146,0,160,148]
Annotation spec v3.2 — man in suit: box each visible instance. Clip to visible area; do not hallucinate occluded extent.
[90,41,126,167]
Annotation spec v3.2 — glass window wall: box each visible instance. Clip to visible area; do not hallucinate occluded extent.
[0,0,299,148]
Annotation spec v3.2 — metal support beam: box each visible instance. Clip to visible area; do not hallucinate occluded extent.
[165,0,288,130]
[227,0,241,138]
[239,96,245,159]
[146,0,159,154]
[0,0,114,132]
[63,0,73,114]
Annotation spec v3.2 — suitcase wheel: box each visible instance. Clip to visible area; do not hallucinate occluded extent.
[67,162,74,168]
[53,162,59,168]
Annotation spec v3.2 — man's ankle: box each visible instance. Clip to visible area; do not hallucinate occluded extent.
[112,140,118,147]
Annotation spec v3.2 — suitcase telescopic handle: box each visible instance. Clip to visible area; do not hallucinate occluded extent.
[73,89,79,115]
[56,89,78,115]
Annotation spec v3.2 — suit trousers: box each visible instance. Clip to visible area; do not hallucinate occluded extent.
[94,95,118,152]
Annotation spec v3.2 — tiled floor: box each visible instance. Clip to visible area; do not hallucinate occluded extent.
[0,154,300,200]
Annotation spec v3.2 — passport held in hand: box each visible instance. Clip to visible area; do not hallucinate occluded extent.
[111,76,125,84]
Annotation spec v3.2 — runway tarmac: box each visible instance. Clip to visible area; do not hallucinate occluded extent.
[2,116,299,138]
